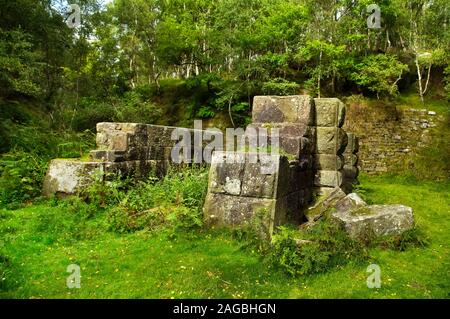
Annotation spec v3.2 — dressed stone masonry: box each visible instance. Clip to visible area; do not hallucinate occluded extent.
[43,95,413,240]
[205,96,316,232]
[43,123,219,196]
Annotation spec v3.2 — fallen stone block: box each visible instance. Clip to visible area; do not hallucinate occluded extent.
[314,98,346,128]
[305,187,346,222]
[332,205,414,239]
[334,193,366,212]
[252,95,314,124]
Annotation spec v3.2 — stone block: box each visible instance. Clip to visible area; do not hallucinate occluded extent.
[252,95,314,124]
[315,127,348,155]
[314,98,346,127]
[96,131,129,151]
[334,193,366,213]
[332,205,414,239]
[208,153,246,196]
[241,160,280,198]
[43,159,104,197]
[314,170,344,187]
[246,123,313,158]
[203,193,278,232]
[313,154,345,170]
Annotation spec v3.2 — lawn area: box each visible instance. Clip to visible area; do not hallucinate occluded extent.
[0,174,449,299]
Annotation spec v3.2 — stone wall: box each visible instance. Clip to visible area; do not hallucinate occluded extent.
[204,96,317,231]
[43,123,219,196]
[344,106,444,174]
[203,96,359,232]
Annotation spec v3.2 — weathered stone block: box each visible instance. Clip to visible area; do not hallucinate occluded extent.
[332,205,414,239]
[43,159,104,197]
[313,154,345,170]
[305,187,346,222]
[208,154,246,196]
[315,127,348,154]
[314,98,346,128]
[203,192,278,230]
[252,96,314,124]
[314,170,344,187]
[334,193,366,213]
[241,161,281,198]
[246,123,313,158]
[96,131,129,151]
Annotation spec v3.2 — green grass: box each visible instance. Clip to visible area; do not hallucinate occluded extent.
[1,174,449,299]
[394,90,449,114]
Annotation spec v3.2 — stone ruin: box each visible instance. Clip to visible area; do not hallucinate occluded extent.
[43,95,414,240]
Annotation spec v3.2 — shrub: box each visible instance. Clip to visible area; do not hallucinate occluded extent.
[269,226,326,276]
[232,209,273,254]
[233,209,367,277]
[269,219,367,277]
[113,91,163,124]
[0,150,47,208]
[262,78,300,96]
[0,130,95,208]
[106,167,209,234]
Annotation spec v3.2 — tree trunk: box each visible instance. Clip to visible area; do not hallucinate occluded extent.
[415,57,424,103]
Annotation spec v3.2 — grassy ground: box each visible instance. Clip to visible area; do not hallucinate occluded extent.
[1,174,449,299]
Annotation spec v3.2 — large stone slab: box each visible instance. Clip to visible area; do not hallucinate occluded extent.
[42,159,104,197]
[42,159,163,197]
[314,98,346,128]
[332,205,414,239]
[252,96,314,124]
[305,187,346,222]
